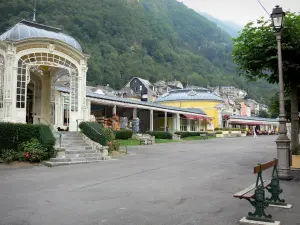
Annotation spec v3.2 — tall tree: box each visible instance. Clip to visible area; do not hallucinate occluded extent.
[232,12,300,154]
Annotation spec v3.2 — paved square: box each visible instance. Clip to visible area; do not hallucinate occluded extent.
[0,136,299,225]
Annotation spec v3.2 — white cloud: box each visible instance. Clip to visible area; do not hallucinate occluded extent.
[178,0,300,25]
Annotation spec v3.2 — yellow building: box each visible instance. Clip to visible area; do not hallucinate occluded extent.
[155,88,224,129]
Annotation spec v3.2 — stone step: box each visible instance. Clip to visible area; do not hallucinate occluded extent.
[65,153,102,158]
[65,150,97,154]
[63,147,93,151]
[50,157,103,162]
[43,160,108,167]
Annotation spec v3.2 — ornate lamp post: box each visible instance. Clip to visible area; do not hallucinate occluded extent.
[271,5,292,179]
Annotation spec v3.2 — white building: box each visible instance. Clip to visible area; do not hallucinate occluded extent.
[0,20,210,132]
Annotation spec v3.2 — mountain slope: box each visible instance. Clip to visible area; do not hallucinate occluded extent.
[199,12,243,38]
[0,0,276,103]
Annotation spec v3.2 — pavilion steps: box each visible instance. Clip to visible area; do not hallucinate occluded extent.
[43,131,111,167]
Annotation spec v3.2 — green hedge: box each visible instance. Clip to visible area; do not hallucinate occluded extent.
[0,123,40,151]
[79,122,108,146]
[39,125,56,157]
[0,123,55,161]
[146,131,172,139]
[114,130,133,140]
[175,131,208,138]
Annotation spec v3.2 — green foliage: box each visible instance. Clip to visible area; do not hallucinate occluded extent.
[0,123,55,158]
[215,131,223,134]
[146,131,172,139]
[175,131,207,138]
[108,140,120,152]
[0,123,40,151]
[232,12,300,85]
[114,130,133,140]
[79,122,108,146]
[19,138,48,162]
[258,110,269,118]
[0,0,275,103]
[0,149,15,163]
[39,125,56,156]
[268,92,291,120]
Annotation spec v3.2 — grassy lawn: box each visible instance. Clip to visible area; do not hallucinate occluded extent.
[118,138,180,146]
[182,136,216,141]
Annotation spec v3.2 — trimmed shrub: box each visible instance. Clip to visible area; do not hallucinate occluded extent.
[146,131,172,139]
[79,122,108,146]
[0,123,55,161]
[175,132,208,138]
[114,130,133,140]
[215,131,223,134]
[0,123,40,151]
[39,125,56,157]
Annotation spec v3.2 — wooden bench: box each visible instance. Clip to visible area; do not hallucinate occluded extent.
[233,158,287,223]
[199,133,208,140]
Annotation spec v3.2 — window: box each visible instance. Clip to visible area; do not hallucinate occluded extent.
[16,61,26,108]
[190,120,198,132]
[17,53,78,110]
[180,118,187,131]
[0,55,4,108]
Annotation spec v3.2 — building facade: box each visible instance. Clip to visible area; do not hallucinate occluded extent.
[0,20,89,131]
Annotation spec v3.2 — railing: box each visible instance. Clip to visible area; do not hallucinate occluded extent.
[38,118,62,148]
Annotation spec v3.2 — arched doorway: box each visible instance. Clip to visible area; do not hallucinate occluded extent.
[16,52,79,128]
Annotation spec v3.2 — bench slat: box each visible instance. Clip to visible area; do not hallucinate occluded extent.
[254,160,276,174]
[233,180,271,199]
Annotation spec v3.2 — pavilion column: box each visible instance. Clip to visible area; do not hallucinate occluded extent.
[150,109,153,131]
[176,113,180,131]
[133,108,137,119]
[172,114,176,131]
[3,45,16,122]
[187,119,191,132]
[112,105,117,115]
[164,111,167,131]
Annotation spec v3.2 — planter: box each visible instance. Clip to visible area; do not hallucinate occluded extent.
[231,131,241,134]
[216,134,224,138]
[292,155,300,169]
[241,133,247,137]
[222,131,229,135]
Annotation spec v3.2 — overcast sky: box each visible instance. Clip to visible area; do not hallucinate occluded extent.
[178,0,300,25]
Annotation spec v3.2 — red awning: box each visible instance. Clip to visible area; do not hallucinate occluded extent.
[229,121,265,125]
[184,114,206,120]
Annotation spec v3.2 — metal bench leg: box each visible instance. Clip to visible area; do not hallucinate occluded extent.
[246,187,274,223]
[266,178,286,206]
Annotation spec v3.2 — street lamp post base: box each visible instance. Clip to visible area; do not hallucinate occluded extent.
[276,135,293,180]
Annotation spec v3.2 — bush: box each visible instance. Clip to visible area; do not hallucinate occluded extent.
[0,149,15,163]
[114,130,133,140]
[215,131,223,134]
[175,132,208,138]
[79,122,108,146]
[0,123,40,151]
[108,140,120,152]
[39,125,56,157]
[19,138,48,162]
[0,123,55,162]
[146,131,172,139]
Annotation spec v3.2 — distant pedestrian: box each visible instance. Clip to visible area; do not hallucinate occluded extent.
[253,126,258,138]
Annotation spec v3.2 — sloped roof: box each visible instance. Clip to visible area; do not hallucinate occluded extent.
[0,20,82,52]
[155,88,223,102]
[230,115,278,122]
[56,85,207,115]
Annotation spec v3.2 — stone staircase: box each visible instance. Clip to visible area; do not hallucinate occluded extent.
[43,132,109,167]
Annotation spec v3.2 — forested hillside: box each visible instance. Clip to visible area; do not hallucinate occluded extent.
[0,0,277,103]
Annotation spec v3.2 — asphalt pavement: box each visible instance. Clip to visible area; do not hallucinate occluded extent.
[0,136,299,225]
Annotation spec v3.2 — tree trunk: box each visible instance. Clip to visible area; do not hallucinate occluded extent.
[290,82,299,154]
